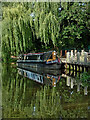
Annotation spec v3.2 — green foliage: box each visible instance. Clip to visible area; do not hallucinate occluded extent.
[79,72,90,86]
[59,3,90,49]
[76,72,90,86]
[2,2,90,62]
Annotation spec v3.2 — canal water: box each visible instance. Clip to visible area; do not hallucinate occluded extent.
[2,64,90,119]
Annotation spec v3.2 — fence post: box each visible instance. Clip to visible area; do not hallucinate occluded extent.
[67,52,70,63]
[81,50,84,56]
[84,52,87,63]
[77,52,80,63]
[75,50,77,62]
[71,50,73,62]
[81,50,84,62]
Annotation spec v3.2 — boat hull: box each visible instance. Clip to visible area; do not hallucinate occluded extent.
[17,60,63,70]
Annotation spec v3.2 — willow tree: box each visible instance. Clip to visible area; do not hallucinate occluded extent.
[2,2,90,62]
[33,3,60,46]
[2,3,34,62]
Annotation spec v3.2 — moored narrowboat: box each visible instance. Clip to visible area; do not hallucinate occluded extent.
[17,51,63,70]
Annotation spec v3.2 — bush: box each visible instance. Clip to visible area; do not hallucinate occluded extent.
[79,72,90,86]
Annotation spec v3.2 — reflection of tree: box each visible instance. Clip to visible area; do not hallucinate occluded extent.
[2,64,41,118]
[2,65,89,118]
[29,87,62,118]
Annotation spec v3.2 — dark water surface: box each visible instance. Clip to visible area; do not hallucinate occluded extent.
[2,64,90,119]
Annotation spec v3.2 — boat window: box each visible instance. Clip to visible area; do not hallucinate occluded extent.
[25,54,44,60]
[49,55,52,59]
[37,55,43,60]
[27,56,29,59]
[19,54,24,60]
[37,55,40,60]
[22,52,54,61]
[43,52,52,60]
[30,55,37,60]
[40,55,44,60]
[25,55,38,60]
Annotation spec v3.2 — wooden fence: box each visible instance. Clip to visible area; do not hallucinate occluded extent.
[60,50,90,67]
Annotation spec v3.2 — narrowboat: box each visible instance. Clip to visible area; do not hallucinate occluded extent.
[17,51,63,70]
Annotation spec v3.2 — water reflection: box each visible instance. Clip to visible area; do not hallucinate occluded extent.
[2,64,89,118]
[18,67,62,87]
[62,70,89,96]
[18,67,89,95]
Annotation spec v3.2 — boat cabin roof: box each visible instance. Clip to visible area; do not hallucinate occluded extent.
[18,51,57,61]
[24,51,54,56]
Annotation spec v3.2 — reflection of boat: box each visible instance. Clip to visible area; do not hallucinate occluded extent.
[18,68,62,87]
[17,51,64,70]
[18,65,64,76]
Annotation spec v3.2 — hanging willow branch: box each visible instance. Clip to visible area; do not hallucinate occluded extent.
[39,11,60,46]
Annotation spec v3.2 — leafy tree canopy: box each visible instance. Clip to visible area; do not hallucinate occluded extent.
[2,2,90,62]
